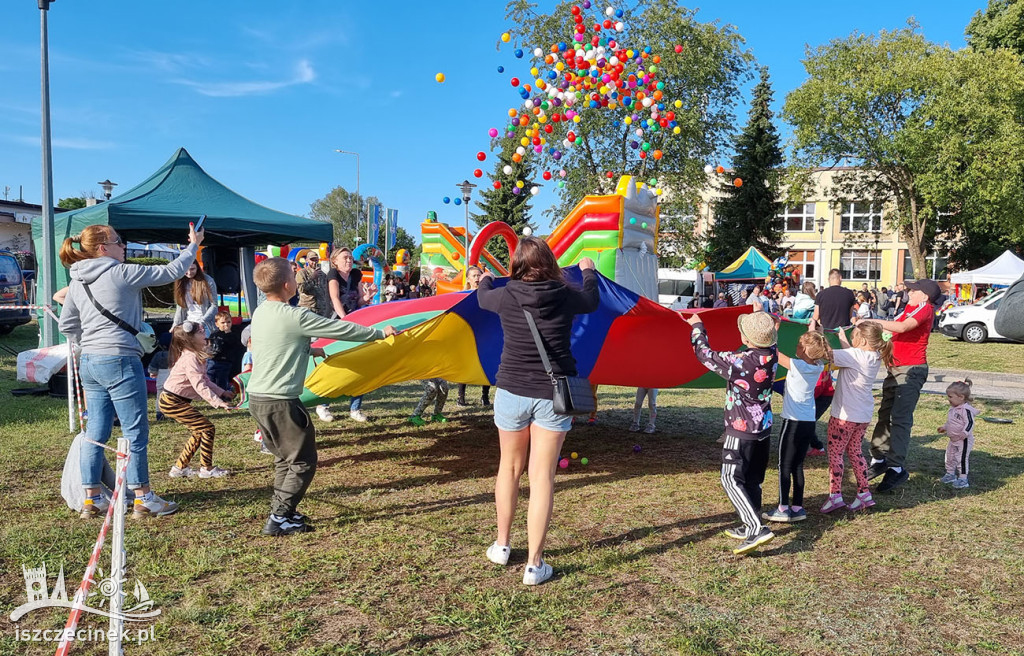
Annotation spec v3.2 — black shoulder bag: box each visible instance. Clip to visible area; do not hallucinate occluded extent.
[520,307,595,416]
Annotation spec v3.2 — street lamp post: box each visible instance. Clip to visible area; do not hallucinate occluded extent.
[816,216,827,290]
[97,179,117,201]
[873,232,881,287]
[38,0,57,347]
[457,180,476,263]
[334,149,361,244]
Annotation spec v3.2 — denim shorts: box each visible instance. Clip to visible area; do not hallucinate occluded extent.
[493,387,573,433]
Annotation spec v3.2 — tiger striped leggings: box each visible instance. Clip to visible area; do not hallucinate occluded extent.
[159,391,216,469]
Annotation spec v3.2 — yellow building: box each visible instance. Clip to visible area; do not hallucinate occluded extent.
[695,168,948,291]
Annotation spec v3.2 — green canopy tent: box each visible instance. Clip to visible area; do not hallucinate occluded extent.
[32,147,332,305]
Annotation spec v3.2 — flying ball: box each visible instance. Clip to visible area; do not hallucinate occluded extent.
[435,72,445,83]
[734,178,743,187]
[442,197,451,204]
[454,197,462,205]
[716,165,725,174]
[473,169,483,178]
[488,128,499,137]
[501,32,511,43]
[522,226,533,236]
[477,151,487,161]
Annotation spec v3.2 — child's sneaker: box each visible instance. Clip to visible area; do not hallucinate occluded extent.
[408,415,427,427]
[349,409,368,422]
[132,493,179,519]
[523,560,553,585]
[168,466,194,479]
[629,420,641,432]
[155,412,165,422]
[486,542,511,565]
[644,422,656,434]
[762,508,794,523]
[952,478,970,489]
[807,447,826,456]
[723,526,748,540]
[80,495,109,519]
[586,417,597,426]
[259,442,273,455]
[261,513,314,536]
[939,473,957,484]
[430,414,448,423]
[455,399,469,408]
[198,466,230,479]
[315,405,335,422]
[733,526,774,555]
[820,494,846,514]
[848,491,875,511]
[789,508,807,522]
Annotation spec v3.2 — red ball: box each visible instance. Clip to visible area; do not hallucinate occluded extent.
[543,171,552,180]
[473,169,483,178]
[571,5,580,14]
[606,171,614,178]
[510,77,520,87]
[674,44,683,53]
[477,152,486,161]
[493,181,502,189]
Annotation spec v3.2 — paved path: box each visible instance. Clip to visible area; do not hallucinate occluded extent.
[872,368,1024,403]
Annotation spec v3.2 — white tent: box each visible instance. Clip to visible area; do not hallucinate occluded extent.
[950,250,1024,285]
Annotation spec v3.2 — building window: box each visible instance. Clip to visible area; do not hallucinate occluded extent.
[839,202,882,233]
[777,203,816,232]
[786,250,816,281]
[902,251,948,280]
[839,250,881,281]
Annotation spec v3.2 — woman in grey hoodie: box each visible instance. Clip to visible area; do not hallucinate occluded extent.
[59,223,204,519]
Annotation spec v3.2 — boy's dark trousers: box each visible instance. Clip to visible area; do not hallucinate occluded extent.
[248,395,317,517]
[721,434,770,534]
[207,360,232,390]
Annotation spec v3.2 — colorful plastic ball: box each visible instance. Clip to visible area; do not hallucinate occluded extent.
[435,72,445,83]
[530,186,540,196]
[477,152,487,161]
[582,0,591,7]
[641,222,647,229]
[559,458,569,469]
[523,226,533,236]
[473,169,483,178]
[501,32,511,43]
[514,48,524,58]
[493,181,502,189]
[571,452,578,459]
[715,165,725,174]
[442,197,451,204]
[703,164,714,174]
[557,181,565,188]
[629,217,636,224]
[503,164,513,175]
[559,169,567,177]
[512,186,521,195]
[674,44,683,53]
[497,65,505,73]
[488,127,499,138]
[510,77,520,87]
[633,444,642,453]
[454,197,462,205]
[581,457,589,465]
[606,171,614,178]
[652,150,663,160]
[542,171,552,180]
[734,178,743,187]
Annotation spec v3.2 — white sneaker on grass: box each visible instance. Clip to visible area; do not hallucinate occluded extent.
[168,466,194,479]
[132,493,179,519]
[629,420,641,432]
[486,542,511,565]
[198,466,230,479]
[523,560,553,585]
[80,495,110,519]
[349,410,368,422]
[315,405,335,422]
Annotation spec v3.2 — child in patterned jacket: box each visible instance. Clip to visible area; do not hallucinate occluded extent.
[686,311,779,556]
[938,380,978,489]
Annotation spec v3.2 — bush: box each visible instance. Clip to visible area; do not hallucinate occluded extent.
[126,257,175,307]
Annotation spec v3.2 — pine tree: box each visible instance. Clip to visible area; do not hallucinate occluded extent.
[472,138,537,263]
[705,67,785,272]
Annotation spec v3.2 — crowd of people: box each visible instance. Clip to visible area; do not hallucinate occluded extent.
[55,224,970,584]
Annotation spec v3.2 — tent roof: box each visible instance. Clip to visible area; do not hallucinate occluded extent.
[715,246,772,280]
[950,250,1024,286]
[38,148,332,248]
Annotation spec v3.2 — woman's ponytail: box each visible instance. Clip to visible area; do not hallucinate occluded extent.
[57,225,114,268]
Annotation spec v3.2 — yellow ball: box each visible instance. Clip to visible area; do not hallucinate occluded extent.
[501,32,511,43]
[555,62,565,71]
[520,137,530,147]
[530,67,539,76]
[624,116,633,125]
[573,115,581,123]
[674,99,682,108]
[673,126,681,134]
[435,72,445,83]
[516,180,525,188]
[571,452,578,459]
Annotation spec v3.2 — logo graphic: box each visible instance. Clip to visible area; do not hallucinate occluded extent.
[10,563,160,622]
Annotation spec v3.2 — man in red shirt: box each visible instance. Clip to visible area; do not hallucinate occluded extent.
[853,279,941,492]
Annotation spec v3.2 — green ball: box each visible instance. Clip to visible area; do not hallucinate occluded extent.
[629,217,637,224]
[581,457,589,465]
[649,64,658,74]
[649,178,658,185]
[656,81,665,90]
[641,222,648,229]
[641,142,651,151]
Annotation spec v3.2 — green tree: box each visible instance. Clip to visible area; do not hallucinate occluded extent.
[705,67,784,271]
[472,138,537,262]
[503,0,751,227]
[784,25,1024,277]
[966,0,1024,57]
[309,187,386,248]
[57,197,86,210]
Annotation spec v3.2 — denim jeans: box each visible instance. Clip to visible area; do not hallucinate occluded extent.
[349,395,362,412]
[79,354,150,490]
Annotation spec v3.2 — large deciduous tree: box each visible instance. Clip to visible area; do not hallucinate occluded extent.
[705,67,784,271]
[784,26,1024,277]
[309,187,382,249]
[966,0,1024,57]
[503,0,750,227]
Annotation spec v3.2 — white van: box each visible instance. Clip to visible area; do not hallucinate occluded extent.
[657,268,703,309]
[938,289,1008,343]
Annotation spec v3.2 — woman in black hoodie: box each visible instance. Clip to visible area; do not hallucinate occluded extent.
[477,237,599,585]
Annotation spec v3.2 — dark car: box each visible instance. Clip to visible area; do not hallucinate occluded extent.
[0,250,31,335]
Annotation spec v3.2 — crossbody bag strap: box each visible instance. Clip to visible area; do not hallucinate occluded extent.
[520,308,558,386]
[80,283,139,336]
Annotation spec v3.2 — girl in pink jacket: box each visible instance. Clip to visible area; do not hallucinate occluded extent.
[159,321,235,479]
[938,380,978,489]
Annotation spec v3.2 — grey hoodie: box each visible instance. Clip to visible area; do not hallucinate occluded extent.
[59,244,198,357]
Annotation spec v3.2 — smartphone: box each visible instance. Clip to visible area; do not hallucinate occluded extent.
[194,214,207,233]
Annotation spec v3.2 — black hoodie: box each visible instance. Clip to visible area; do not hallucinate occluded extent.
[478,270,599,400]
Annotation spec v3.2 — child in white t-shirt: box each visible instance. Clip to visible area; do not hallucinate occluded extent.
[821,321,894,514]
[764,326,832,523]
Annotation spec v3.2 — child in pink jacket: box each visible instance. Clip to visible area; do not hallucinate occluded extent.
[938,380,978,489]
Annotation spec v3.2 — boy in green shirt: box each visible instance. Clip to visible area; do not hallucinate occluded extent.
[248,257,396,536]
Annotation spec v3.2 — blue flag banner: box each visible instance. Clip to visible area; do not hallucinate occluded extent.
[387,209,398,249]
[370,204,382,246]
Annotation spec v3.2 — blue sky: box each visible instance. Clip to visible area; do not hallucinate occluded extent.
[0,1,980,242]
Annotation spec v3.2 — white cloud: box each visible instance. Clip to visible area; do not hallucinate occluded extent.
[175,59,316,97]
[390,90,403,99]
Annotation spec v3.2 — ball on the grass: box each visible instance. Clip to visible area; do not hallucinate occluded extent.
[581,457,589,465]
[559,458,570,469]
[633,444,642,453]
[571,452,578,459]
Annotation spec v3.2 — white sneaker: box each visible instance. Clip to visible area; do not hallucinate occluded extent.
[168,466,194,478]
[132,493,179,519]
[629,421,640,432]
[315,405,335,422]
[349,409,368,422]
[644,422,656,434]
[198,466,230,479]
[486,542,511,565]
[523,560,553,585]
[80,495,110,519]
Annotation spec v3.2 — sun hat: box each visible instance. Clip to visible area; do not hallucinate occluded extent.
[737,312,777,348]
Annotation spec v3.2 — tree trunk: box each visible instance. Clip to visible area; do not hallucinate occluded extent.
[905,193,928,280]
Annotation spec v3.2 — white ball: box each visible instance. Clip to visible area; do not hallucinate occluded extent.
[530,186,540,196]
[642,97,653,107]
[534,47,543,57]
[524,99,534,109]
[516,146,526,155]
[503,165,513,175]
[615,22,624,31]
[606,7,615,17]
[523,226,533,236]
[704,164,714,174]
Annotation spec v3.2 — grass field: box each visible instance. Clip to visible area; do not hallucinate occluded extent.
[1,322,1023,656]
[927,336,1024,374]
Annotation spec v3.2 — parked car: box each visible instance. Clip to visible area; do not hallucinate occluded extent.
[0,250,31,335]
[938,289,1008,343]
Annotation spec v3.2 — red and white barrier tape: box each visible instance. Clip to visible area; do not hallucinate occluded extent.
[53,449,130,656]
[3,304,59,323]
